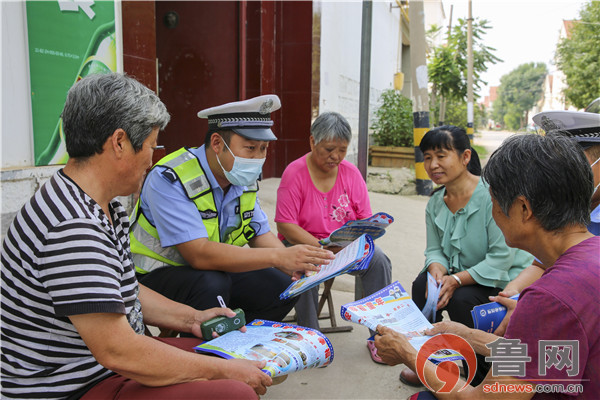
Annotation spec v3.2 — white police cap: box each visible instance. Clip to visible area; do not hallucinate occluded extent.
[533,110,600,144]
[197,94,281,141]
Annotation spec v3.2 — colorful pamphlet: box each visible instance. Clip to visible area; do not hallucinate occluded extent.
[471,294,520,333]
[421,272,441,323]
[340,281,463,364]
[318,212,394,247]
[194,319,333,377]
[279,234,374,300]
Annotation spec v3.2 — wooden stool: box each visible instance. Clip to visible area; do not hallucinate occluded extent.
[316,278,353,333]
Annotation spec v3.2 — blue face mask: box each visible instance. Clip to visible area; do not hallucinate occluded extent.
[216,138,265,186]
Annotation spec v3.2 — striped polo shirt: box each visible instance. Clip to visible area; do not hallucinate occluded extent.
[1,170,144,399]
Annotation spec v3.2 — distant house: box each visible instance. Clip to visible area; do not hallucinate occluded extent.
[481,86,499,128]
[529,19,579,126]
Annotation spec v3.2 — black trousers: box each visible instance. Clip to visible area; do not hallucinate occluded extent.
[138,266,297,330]
[411,270,501,386]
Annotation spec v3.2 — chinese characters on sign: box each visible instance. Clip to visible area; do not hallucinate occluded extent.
[485,337,579,377]
[485,337,531,376]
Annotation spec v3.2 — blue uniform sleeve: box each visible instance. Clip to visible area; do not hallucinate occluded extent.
[251,196,272,237]
[140,167,209,247]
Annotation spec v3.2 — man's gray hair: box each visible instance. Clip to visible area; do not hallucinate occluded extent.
[482,134,593,232]
[310,112,352,145]
[62,73,170,158]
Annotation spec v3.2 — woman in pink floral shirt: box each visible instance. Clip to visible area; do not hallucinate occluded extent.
[275,112,392,363]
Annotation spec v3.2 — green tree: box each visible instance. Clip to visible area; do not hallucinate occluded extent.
[492,62,548,130]
[430,97,486,130]
[371,89,413,147]
[555,1,600,109]
[427,18,501,125]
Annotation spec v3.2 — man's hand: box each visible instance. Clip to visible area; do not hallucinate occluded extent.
[490,295,518,336]
[424,320,470,338]
[275,245,334,279]
[190,307,247,339]
[223,359,272,395]
[373,325,417,366]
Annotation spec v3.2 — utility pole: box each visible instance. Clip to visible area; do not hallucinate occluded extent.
[438,5,453,126]
[357,0,373,181]
[467,0,474,143]
[409,0,432,195]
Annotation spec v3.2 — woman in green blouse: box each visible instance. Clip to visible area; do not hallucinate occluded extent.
[400,125,533,386]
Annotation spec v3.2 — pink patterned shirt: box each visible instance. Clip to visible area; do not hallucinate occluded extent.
[275,154,372,240]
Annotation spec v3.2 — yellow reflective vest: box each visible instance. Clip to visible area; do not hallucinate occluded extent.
[130,147,258,274]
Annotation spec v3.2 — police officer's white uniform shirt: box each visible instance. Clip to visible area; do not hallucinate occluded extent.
[139,145,270,247]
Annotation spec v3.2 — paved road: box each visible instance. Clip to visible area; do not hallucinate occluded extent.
[474,130,514,157]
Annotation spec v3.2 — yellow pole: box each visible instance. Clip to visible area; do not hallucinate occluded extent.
[409,0,432,195]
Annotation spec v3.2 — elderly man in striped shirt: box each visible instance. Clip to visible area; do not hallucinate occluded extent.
[1,73,271,400]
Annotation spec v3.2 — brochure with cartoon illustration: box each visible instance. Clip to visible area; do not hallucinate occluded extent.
[471,294,520,333]
[340,281,463,364]
[279,234,374,300]
[318,212,394,247]
[194,319,334,377]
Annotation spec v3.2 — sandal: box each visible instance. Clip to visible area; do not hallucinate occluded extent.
[366,339,386,364]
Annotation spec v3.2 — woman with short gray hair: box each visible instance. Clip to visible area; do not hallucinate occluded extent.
[275,111,392,364]
[310,111,352,145]
[374,133,599,399]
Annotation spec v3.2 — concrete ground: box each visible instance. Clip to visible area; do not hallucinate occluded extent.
[257,130,511,400]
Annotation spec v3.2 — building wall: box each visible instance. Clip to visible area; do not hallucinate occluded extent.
[2,2,33,168]
[319,1,402,164]
[1,2,48,237]
[318,1,444,164]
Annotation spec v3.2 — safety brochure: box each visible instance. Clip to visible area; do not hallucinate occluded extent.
[318,212,394,247]
[194,319,334,377]
[471,294,520,333]
[279,234,374,300]
[421,272,441,323]
[340,281,463,364]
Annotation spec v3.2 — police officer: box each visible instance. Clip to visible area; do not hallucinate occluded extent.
[130,95,334,330]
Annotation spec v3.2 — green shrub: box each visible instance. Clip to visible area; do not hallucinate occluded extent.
[371,89,413,147]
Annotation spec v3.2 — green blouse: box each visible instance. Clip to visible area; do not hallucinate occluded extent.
[423,178,533,289]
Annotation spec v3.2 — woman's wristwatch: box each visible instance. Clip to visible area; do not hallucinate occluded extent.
[451,274,462,286]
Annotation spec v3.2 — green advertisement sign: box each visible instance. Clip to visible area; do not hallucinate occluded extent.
[26,1,117,166]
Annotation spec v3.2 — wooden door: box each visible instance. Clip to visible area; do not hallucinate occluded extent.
[155,1,239,153]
